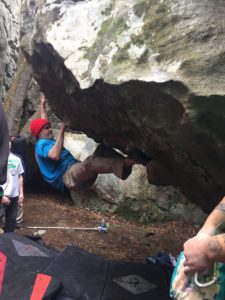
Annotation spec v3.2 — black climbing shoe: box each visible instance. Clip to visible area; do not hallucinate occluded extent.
[127,147,152,166]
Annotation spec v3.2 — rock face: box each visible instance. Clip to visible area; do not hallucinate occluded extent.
[65,132,206,223]
[21,0,225,213]
[0,0,20,99]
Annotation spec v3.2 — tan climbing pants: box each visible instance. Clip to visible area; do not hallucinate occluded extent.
[63,146,132,191]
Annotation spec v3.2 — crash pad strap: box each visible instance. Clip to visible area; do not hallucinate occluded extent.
[30,273,52,300]
[0,252,6,294]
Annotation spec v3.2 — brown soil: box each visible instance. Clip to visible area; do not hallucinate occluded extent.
[18,192,201,263]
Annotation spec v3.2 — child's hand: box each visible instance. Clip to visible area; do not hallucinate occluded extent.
[1,196,11,205]
[19,194,24,203]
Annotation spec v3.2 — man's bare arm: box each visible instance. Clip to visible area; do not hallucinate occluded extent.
[197,196,225,236]
[48,123,67,160]
[18,174,24,203]
[216,202,225,213]
[40,95,48,119]
[183,196,225,274]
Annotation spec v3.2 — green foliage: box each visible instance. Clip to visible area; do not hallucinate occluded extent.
[101,1,114,17]
[112,44,130,64]
[130,34,145,47]
[117,204,141,222]
[137,49,149,65]
[133,1,150,18]
[114,17,129,35]
[4,58,27,113]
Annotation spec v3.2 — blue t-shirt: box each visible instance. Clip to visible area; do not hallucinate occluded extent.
[35,139,77,191]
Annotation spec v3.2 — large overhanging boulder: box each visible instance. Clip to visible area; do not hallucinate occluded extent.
[64,132,206,223]
[21,0,225,213]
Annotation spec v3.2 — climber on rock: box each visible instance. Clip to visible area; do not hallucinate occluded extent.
[30,95,151,193]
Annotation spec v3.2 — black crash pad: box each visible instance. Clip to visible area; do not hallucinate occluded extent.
[0,233,171,300]
[102,261,170,300]
[0,232,59,273]
[0,251,62,299]
[45,246,171,300]
[45,246,109,300]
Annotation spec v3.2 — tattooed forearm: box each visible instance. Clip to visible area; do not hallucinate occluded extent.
[222,234,225,244]
[216,203,225,213]
[208,237,222,258]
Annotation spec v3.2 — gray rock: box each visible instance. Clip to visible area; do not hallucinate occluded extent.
[19,0,225,215]
[0,0,20,100]
[66,133,206,223]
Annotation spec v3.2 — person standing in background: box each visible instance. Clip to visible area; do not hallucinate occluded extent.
[0,141,24,232]
[10,135,28,228]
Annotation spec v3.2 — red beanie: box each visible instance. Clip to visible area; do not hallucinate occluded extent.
[30,119,50,139]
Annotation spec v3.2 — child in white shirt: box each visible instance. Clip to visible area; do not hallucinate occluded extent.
[0,143,24,232]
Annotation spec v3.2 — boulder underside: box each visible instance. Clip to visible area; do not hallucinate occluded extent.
[21,0,225,213]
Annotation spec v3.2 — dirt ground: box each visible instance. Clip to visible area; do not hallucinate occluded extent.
[18,192,201,263]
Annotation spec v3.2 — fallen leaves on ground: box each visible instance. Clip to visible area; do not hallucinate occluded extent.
[19,192,201,263]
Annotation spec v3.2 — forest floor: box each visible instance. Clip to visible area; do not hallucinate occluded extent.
[18,192,201,263]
